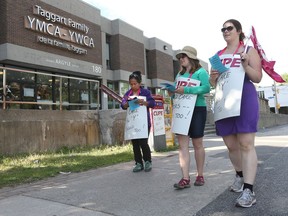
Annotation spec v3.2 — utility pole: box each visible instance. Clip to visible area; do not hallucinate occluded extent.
[272,80,279,114]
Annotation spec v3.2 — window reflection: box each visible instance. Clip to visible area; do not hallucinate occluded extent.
[0,67,100,110]
[36,74,52,110]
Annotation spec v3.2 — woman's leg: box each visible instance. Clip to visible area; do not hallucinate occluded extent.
[223,134,242,172]
[235,133,257,207]
[132,139,143,165]
[238,133,257,185]
[140,138,151,162]
[223,134,244,192]
[191,137,205,176]
[178,134,190,179]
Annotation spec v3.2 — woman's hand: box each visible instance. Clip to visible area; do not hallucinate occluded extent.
[167,90,174,97]
[240,52,249,69]
[209,69,219,87]
[123,102,129,109]
[136,99,147,106]
[241,48,262,83]
[174,86,184,94]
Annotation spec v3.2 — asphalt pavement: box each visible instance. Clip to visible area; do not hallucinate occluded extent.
[0,125,288,216]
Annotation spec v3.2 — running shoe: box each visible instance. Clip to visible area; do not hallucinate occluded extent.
[144,161,152,172]
[235,188,256,208]
[230,174,244,192]
[132,163,143,172]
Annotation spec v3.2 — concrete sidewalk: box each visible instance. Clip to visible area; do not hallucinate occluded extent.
[0,125,288,216]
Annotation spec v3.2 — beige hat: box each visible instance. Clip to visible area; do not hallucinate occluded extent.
[176,46,198,60]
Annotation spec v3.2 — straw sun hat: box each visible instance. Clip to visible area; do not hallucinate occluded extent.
[176,46,198,60]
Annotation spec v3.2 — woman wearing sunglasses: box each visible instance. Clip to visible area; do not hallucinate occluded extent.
[172,46,210,189]
[210,19,262,208]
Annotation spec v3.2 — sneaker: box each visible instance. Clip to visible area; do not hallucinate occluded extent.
[144,161,152,172]
[230,174,244,192]
[173,178,191,189]
[235,188,256,208]
[132,163,143,172]
[194,176,205,186]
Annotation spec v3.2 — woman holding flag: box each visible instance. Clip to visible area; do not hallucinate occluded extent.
[209,19,262,208]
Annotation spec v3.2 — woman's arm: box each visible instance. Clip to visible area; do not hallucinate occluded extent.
[209,68,219,88]
[183,70,211,94]
[241,47,262,83]
[121,94,129,110]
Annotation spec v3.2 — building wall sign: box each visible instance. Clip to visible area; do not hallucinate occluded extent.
[24,5,95,55]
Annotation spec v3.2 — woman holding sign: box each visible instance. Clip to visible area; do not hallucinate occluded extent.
[121,71,156,172]
[209,19,262,208]
[171,46,210,189]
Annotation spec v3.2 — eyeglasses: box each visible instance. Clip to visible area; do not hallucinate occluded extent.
[221,26,234,33]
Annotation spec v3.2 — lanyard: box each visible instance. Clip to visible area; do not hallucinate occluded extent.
[177,71,193,82]
[218,41,243,56]
[128,88,140,96]
[187,72,193,81]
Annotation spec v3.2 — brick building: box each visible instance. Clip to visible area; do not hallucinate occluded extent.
[0,0,208,110]
[0,0,208,154]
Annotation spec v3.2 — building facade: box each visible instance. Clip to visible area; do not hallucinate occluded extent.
[257,85,288,114]
[0,0,208,110]
[0,0,209,154]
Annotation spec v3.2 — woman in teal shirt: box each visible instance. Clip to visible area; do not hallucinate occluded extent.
[171,46,210,189]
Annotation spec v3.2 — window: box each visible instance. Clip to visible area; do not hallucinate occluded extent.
[107,81,120,109]
[0,66,100,110]
[36,74,53,110]
[145,49,151,78]
[106,35,111,69]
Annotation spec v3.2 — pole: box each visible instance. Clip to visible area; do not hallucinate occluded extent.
[3,69,6,110]
[273,80,279,114]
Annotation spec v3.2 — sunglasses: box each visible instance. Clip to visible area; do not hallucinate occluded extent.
[129,73,142,82]
[177,54,187,59]
[221,26,234,33]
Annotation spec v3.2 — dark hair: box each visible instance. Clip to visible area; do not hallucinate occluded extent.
[223,19,246,42]
[179,58,202,75]
[129,71,142,83]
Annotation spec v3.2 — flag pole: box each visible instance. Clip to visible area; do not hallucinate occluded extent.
[243,26,252,53]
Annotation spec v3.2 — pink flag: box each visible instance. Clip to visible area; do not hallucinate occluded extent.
[250,26,285,83]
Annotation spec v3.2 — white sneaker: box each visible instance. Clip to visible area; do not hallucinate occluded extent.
[229,174,244,192]
[235,188,256,208]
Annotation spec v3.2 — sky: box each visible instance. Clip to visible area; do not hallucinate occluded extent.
[82,0,287,86]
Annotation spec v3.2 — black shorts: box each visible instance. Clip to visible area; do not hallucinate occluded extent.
[188,106,207,138]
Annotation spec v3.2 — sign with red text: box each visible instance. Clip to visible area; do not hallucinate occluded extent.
[172,78,200,135]
[214,54,245,122]
[153,109,165,136]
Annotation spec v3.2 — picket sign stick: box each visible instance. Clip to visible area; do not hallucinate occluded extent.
[244,26,253,53]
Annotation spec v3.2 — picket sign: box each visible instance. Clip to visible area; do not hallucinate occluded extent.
[171,77,200,135]
[213,54,245,122]
[124,96,148,140]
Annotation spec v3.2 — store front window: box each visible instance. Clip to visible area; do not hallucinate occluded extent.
[0,66,100,110]
[107,81,120,109]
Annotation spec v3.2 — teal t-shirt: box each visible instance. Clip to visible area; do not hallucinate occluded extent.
[174,67,210,106]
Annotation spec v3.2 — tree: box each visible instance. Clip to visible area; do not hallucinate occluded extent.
[281,73,288,83]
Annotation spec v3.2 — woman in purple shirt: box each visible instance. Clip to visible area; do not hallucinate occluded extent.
[121,71,156,172]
